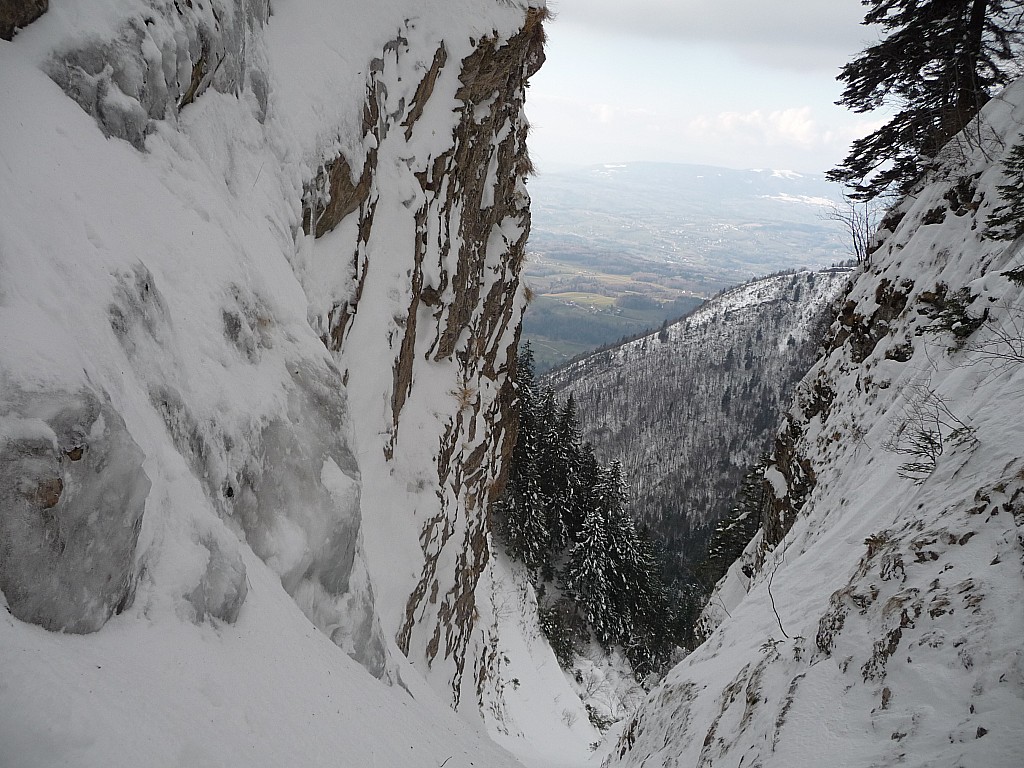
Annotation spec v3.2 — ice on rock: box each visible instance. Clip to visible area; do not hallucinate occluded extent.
[234,363,360,592]
[227,361,389,676]
[0,388,150,633]
[221,284,275,363]
[147,356,388,672]
[47,0,264,149]
[108,256,386,671]
[109,261,172,352]
[184,531,248,624]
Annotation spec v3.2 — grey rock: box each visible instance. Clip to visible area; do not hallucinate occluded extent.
[185,533,248,624]
[0,390,150,633]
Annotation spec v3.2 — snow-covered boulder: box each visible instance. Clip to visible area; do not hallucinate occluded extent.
[0,388,149,633]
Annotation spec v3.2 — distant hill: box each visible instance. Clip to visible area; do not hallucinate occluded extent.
[523,162,851,369]
[544,268,852,583]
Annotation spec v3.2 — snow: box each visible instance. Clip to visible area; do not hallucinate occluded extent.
[480,551,604,768]
[0,0,552,765]
[764,465,788,499]
[0,554,523,768]
[608,78,1024,767]
[761,192,836,207]
[546,268,850,539]
[7,0,1018,763]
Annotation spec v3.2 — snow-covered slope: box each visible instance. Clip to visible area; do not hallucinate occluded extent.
[0,0,588,764]
[546,269,849,567]
[608,81,1024,767]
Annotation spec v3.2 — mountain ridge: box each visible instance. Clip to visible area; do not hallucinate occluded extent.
[607,76,1024,768]
[544,268,851,587]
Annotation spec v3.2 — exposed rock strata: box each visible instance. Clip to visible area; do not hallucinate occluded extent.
[299,7,546,707]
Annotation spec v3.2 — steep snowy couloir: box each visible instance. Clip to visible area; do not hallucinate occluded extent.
[608,79,1024,768]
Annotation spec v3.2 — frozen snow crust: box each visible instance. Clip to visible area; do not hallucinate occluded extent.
[610,81,1024,767]
[0,0,565,765]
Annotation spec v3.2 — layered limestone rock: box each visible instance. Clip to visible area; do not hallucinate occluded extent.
[298,6,547,710]
[0,0,546,720]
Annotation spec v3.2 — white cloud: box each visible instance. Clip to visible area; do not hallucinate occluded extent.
[591,103,615,123]
[687,107,821,148]
[527,92,880,173]
[550,0,871,71]
[524,1,885,172]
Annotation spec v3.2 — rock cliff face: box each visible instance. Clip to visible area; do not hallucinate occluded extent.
[0,0,545,734]
[293,4,546,710]
[610,80,1024,768]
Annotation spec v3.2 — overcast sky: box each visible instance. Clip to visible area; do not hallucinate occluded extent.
[525,0,886,174]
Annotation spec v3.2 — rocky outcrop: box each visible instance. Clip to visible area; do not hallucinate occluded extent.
[0,0,46,40]
[610,79,1024,768]
[296,6,546,708]
[0,389,150,633]
[1,0,544,723]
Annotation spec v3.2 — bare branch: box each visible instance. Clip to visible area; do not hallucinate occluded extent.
[821,194,884,265]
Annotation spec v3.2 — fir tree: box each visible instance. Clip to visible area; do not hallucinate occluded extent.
[534,386,565,565]
[549,395,584,547]
[986,139,1024,240]
[564,489,612,643]
[496,346,680,679]
[598,462,634,641]
[495,343,549,570]
[829,0,1024,200]
[697,455,769,590]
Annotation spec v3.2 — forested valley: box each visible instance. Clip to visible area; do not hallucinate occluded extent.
[496,268,852,661]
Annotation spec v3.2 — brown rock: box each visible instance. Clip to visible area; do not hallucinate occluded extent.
[0,0,47,41]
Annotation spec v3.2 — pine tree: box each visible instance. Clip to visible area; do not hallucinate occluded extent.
[829,0,1024,200]
[495,343,550,570]
[986,139,1024,240]
[534,387,564,565]
[600,462,634,641]
[495,349,681,678]
[605,497,674,677]
[564,489,612,643]
[547,395,584,550]
[697,455,769,589]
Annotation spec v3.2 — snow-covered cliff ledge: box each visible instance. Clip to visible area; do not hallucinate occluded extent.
[0,0,550,763]
[610,79,1024,768]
